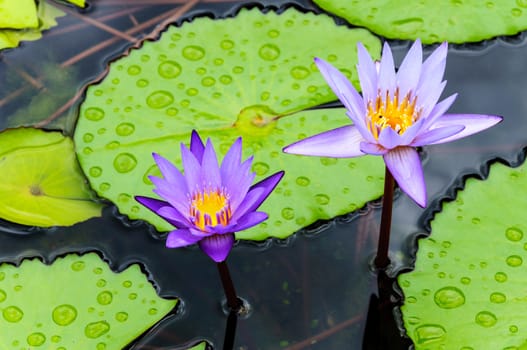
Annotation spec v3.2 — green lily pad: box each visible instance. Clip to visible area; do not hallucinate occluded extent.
[399,161,527,349]
[74,7,384,240]
[0,252,177,349]
[188,342,208,350]
[0,128,102,227]
[65,0,86,8]
[313,0,527,43]
[0,0,38,29]
[0,0,65,50]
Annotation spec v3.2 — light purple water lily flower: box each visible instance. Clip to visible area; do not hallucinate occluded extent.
[136,131,284,262]
[283,39,502,207]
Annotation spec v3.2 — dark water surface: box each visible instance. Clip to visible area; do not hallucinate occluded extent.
[0,1,526,349]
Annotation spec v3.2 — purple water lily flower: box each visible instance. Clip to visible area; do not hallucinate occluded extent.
[283,39,502,207]
[136,131,284,262]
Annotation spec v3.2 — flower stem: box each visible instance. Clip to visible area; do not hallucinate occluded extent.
[223,309,238,350]
[217,260,242,312]
[374,166,394,269]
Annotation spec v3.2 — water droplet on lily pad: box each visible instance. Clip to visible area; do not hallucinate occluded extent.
[85,321,110,339]
[115,312,128,322]
[146,91,174,109]
[475,311,497,328]
[27,332,46,346]
[182,45,205,61]
[281,207,295,220]
[127,65,141,75]
[85,107,105,121]
[505,227,523,242]
[113,153,137,173]
[489,292,506,304]
[434,286,465,309]
[71,261,85,271]
[116,123,135,136]
[258,43,280,61]
[506,255,522,267]
[158,61,181,79]
[97,291,113,306]
[52,304,77,326]
[3,306,23,323]
[290,66,310,79]
[414,324,446,344]
[296,176,310,186]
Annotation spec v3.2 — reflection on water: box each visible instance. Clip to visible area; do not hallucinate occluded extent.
[0,0,526,349]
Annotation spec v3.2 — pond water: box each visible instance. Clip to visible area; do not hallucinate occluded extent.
[0,0,526,349]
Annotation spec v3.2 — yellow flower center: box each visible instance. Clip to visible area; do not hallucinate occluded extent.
[366,88,420,139]
[190,189,231,231]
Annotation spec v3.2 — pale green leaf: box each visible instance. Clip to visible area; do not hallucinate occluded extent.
[0,128,102,227]
[0,0,38,29]
[0,0,65,50]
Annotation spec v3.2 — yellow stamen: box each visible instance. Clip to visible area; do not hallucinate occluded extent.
[366,88,420,139]
[190,189,231,231]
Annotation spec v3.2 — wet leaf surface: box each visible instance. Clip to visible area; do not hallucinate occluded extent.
[0,128,102,227]
[0,252,177,350]
[313,0,527,43]
[399,161,527,349]
[74,7,384,240]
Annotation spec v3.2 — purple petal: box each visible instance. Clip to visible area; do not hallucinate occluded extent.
[378,126,403,150]
[346,111,376,143]
[221,137,242,180]
[420,93,458,130]
[411,125,465,147]
[166,228,203,248]
[180,142,202,192]
[236,170,284,215]
[151,153,188,195]
[157,206,191,228]
[232,211,269,232]
[417,80,447,120]
[398,118,426,145]
[230,187,265,222]
[150,176,189,215]
[135,196,169,213]
[383,147,426,207]
[314,57,367,128]
[356,42,378,105]
[152,153,184,184]
[417,42,447,93]
[360,141,388,155]
[224,156,255,210]
[203,223,236,235]
[378,42,396,100]
[250,170,284,195]
[426,113,503,145]
[190,130,205,162]
[283,125,365,158]
[201,138,221,188]
[198,233,235,262]
[396,39,422,99]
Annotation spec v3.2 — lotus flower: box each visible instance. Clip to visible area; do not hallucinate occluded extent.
[136,131,284,262]
[283,39,502,207]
